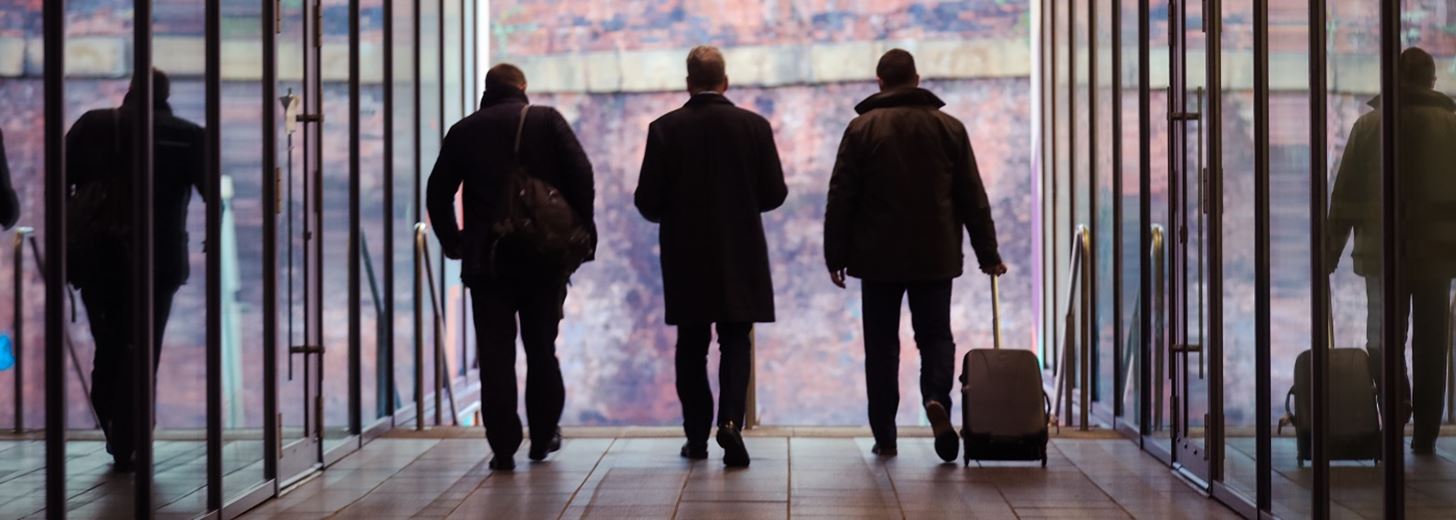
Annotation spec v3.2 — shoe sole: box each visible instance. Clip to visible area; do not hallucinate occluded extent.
[926,402,959,462]
[717,430,751,468]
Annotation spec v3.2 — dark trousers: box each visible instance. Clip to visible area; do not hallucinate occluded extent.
[861,279,956,447]
[82,283,178,461]
[1364,276,1451,444]
[675,322,752,445]
[471,279,567,457]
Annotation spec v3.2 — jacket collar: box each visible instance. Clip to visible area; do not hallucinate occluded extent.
[854,87,946,115]
[480,87,529,109]
[685,92,735,108]
[1366,86,1456,111]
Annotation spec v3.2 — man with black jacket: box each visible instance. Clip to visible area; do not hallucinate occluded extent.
[635,46,788,468]
[66,69,206,471]
[426,64,596,471]
[824,49,1005,463]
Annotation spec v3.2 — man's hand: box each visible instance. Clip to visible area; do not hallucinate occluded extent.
[981,263,1009,276]
[829,268,848,289]
[443,244,462,260]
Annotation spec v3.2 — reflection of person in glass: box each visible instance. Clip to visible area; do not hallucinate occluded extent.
[66,69,206,471]
[0,129,17,229]
[634,46,788,468]
[1327,48,1456,455]
[824,50,1005,462]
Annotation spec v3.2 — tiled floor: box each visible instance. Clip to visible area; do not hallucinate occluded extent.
[0,437,268,519]
[240,428,1239,519]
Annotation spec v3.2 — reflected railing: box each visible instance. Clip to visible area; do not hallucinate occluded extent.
[1052,225,1093,431]
[8,226,99,433]
[413,223,458,430]
[1151,225,1166,432]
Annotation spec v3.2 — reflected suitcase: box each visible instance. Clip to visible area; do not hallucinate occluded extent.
[1281,348,1382,466]
[961,275,1050,467]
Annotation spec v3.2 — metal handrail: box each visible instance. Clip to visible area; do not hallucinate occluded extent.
[9,227,100,433]
[413,223,458,428]
[1051,226,1093,431]
[1151,225,1166,431]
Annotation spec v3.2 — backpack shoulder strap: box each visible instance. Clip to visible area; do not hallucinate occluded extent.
[513,104,531,158]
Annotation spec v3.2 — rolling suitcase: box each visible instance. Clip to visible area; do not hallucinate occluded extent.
[1278,287,1381,466]
[961,274,1051,467]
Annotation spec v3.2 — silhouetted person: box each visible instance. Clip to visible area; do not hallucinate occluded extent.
[1328,47,1456,454]
[0,129,17,229]
[635,46,788,468]
[824,49,1005,463]
[66,69,206,471]
[427,64,596,470]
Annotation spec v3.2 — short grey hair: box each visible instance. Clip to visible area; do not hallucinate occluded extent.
[686,46,726,90]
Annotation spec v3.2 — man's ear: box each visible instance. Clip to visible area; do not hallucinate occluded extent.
[520,81,528,94]
[721,76,730,93]
[911,74,920,88]
[877,78,886,91]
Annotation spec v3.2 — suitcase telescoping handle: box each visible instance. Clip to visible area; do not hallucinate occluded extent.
[991,274,1003,350]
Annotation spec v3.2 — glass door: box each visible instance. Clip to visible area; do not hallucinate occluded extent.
[275,0,325,484]
[1167,0,1217,484]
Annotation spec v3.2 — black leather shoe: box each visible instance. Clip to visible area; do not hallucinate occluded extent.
[925,401,959,463]
[680,442,709,460]
[1412,438,1437,455]
[716,422,750,468]
[489,455,515,471]
[111,455,134,473]
[529,428,563,461]
[871,443,898,457]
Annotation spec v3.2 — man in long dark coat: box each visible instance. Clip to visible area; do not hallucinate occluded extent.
[824,49,1005,463]
[635,45,788,468]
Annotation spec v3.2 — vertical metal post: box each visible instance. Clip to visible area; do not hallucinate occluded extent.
[205,0,223,511]
[1081,231,1092,430]
[13,229,25,434]
[1205,0,1224,480]
[133,0,158,515]
[383,0,397,419]
[1378,0,1404,514]
[1087,0,1099,417]
[1110,0,1124,421]
[261,0,281,486]
[349,0,364,437]
[413,0,425,432]
[42,0,66,514]
[414,227,425,430]
[1308,0,1331,514]
[1137,0,1152,441]
[1252,0,1272,511]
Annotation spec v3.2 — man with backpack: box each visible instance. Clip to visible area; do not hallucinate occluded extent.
[634,46,788,468]
[426,64,596,471]
[66,69,206,471]
[823,49,1005,463]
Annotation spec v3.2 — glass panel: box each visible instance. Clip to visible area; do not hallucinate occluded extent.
[1147,0,1172,442]
[1325,0,1384,515]
[1054,0,1073,384]
[360,0,386,428]
[321,0,354,451]
[1265,2,1314,516]
[220,0,269,503]
[278,0,313,463]
[1093,0,1118,417]
[0,0,48,517]
[1219,0,1259,504]
[152,0,213,509]
[1118,0,1144,427]
[1179,0,1210,461]
[1399,1,1456,517]
[391,0,417,424]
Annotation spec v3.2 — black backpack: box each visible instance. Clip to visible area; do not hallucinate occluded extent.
[489,105,593,278]
[67,109,132,289]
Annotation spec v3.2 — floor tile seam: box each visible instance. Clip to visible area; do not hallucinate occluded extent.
[555,437,616,520]
[669,447,696,520]
[413,457,491,520]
